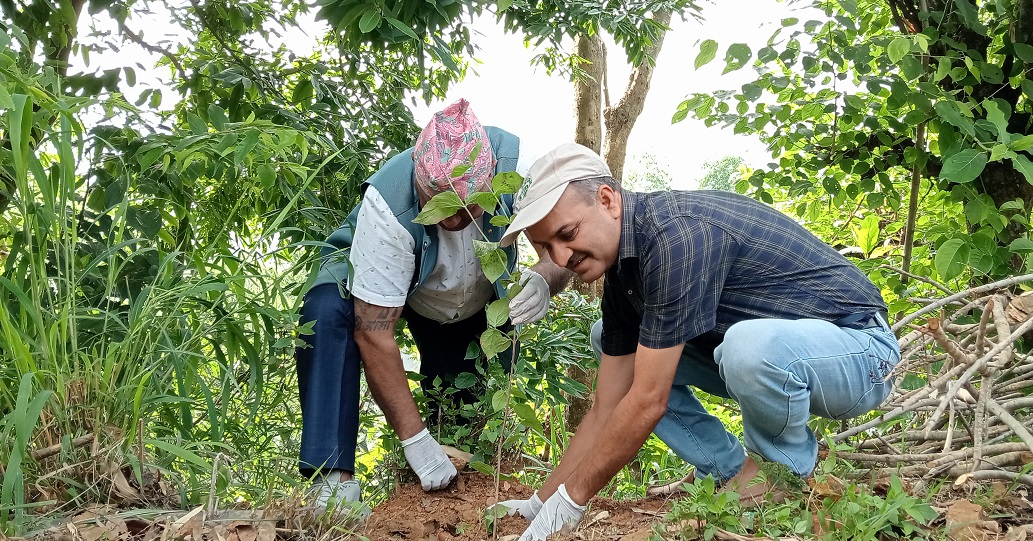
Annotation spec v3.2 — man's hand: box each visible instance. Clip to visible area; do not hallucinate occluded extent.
[401,428,457,491]
[490,492,544,522]
[518,485,585,541]
[510,269,550,324]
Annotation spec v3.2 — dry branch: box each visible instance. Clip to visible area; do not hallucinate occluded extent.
[834,277,1033,485]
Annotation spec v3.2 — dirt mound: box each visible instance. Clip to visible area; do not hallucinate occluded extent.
[361,471,668,540]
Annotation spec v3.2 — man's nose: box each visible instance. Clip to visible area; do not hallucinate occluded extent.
[553,245,574,268]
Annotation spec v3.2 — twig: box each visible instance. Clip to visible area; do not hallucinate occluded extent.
[982,397,1033,453]
[921,315,1033,438]
[879,264,953,296]
[960,470,1033,488]
[974,297,993,356]
[893,272,1033,331]
[31,432,95,461]
[117,22,188,80]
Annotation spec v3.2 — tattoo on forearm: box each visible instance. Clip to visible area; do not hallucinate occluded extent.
[356,304,402,332]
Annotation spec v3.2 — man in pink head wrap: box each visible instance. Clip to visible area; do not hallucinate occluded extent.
[294,100,572,517]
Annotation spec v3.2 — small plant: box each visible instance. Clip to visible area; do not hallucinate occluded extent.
[813,476,938,540]
[665,476,746,540]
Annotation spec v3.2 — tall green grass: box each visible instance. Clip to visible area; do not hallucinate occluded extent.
[0,66,314,534]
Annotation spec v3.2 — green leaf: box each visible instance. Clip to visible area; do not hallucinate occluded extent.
[511,402,544,434]
[479,328,510,359]
[934,58,950,82]
[470,462,497,478]
[0,85,13,110]
[496,0,513,12]
[844,94,865,112]
[934,238,970,281]
[292,79,313,105]
[467,191,498,213]
[935,101,974,136]
[1012,154,1033,184]
[983,100,1009,135]
[207,104,229,131]
[187,112,207,135]
[953,0,986,35]
[887,37,910,63]
[486,298,510,327]
[741,83,761,101]
[451,163,470,178]
[358,9,381,33]
[454,372,477,389]
[492,171,523,194]
[413,191,464,225]
[384,16,419,40]
[146,438,211,470]
[723,43,752,74]
[964,194,996,224]
[850,214,880,256]
[940,149,987,183]
[695,39,718,70]
[1009,238,1033,254]
[257,164,276,188]
[480,247,507,284]
[989,143,1014,162]
[234,129,260,168]
[491,389,509,412]
[123,66,136,86]
[1015,43,1033,63]
[1000,199,1026,211]
[1011,135,1033,152]
[489,215,511,227]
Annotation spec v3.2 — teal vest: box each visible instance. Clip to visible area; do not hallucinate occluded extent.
[313,127,520,300]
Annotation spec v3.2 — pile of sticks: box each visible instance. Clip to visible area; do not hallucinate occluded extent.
[833,272,1033,488]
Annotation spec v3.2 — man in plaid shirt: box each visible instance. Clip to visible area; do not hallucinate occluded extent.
[495,143,900,541]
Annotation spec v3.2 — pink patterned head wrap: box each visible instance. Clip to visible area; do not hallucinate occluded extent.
[413,99,495,205]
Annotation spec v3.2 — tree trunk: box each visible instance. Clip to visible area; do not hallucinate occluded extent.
[602,9,672,181]
[573,33,605,154]
[564,31,607,433]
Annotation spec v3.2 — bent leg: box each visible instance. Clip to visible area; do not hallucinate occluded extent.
[296,283,361,475]
[717,318,900,477]
[654,343,745,481]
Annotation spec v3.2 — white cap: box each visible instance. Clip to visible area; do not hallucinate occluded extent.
[500,143,611,247]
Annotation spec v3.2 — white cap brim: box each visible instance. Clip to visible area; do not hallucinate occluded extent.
[499,183,569,247]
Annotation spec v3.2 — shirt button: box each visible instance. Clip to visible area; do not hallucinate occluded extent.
[628,289,633,295]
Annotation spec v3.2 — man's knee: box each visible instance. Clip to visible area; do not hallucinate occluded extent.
[717,320,788,373]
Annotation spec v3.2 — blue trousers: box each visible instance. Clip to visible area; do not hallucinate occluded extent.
[295,283,493,475]
[591,315,899,479]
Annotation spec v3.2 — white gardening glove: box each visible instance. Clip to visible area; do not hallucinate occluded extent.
[401,428,457,491]
[510,269,550,325]
[518,485,586,541]
[490,491,544,522]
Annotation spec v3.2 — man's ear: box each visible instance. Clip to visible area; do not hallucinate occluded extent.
[598,185,621,217]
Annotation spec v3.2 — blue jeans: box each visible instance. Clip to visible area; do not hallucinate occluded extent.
[590,315,899,479]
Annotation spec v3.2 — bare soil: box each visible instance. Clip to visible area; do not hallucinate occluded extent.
[360,470,667,540]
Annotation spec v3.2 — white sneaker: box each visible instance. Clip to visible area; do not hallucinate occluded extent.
[309,472,370,521]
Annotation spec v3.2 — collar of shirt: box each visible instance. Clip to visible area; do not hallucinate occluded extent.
[616,190,641,274]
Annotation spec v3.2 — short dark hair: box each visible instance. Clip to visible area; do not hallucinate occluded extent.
[567,176,621,205]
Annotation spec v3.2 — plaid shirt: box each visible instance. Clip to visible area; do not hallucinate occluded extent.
[601,190,888,356]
